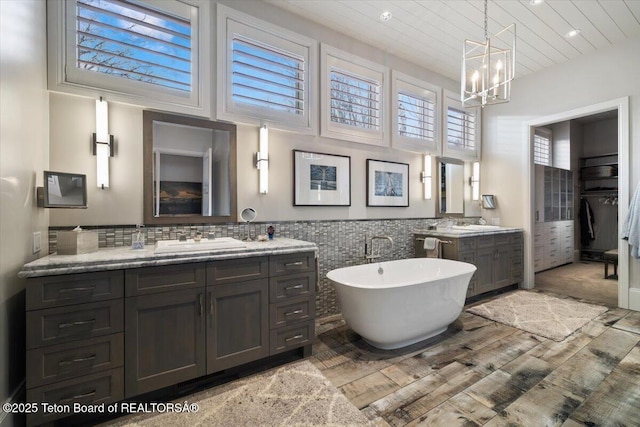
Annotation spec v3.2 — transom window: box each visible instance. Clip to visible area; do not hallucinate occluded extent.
[48,0,209,115]
[217,4,316,133]
[75,0,192,92]
[231,36,305,116]
[447,106,476,150]
[534,128,552,166]
[398,91,435,141]
[321,44,389,147]
[329,68,380,130]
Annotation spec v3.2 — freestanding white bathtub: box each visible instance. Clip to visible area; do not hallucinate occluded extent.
[326,258,476,350]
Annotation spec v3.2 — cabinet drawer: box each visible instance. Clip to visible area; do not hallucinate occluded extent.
[26,368,123,426]
[27,300,123,350]
[26,334,123,388]
[270,321,314,355]
[270,252,315,276]
[270,296,314,329]
[457,238,476,252]
[494,235,511,246]
[207,257,268,285]
[509,233,523,245]
[476,236,494,248]
[27,271,124,310]
[269,272,315,303]
[458,251,476,265]
[125,263,205,296]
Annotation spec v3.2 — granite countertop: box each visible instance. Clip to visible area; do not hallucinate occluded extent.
[414,226,523,239]
[19,238,318,278]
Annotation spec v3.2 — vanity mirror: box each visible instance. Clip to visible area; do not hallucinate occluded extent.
[437,158,464,215]
[143,111,237,224]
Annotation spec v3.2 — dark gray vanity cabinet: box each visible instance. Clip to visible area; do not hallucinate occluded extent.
[25,271,125,426]
[24,247,316,426]
[416,231,523,298]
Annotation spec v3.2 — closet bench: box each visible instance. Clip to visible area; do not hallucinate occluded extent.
[603,249,618,279]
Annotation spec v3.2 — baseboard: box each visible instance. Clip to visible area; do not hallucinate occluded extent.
[629,287,640,312]
[0,380,25,427]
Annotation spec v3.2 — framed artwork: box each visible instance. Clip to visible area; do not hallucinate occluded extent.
[366,159,409,207]
[293,150,351,206]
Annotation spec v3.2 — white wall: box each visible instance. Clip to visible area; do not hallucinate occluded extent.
[0,0,49,420]
[481,37,640,295]
[48,0,487,226]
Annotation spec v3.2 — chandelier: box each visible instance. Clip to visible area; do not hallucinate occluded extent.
[461,0,516,107]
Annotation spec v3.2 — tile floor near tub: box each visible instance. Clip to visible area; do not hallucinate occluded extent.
[310,290,640,426]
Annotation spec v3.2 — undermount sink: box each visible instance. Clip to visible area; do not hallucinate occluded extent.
[154,237,246,254]
[451,225,501,231]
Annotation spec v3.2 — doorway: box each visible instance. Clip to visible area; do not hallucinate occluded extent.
[524,97,630,310]
[532,111,619,307]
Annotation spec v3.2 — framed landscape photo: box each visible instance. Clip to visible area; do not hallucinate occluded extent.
[293,150,351,206]
[367,159,409,207]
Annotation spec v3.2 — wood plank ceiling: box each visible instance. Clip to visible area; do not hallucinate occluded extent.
[264,0,640,82]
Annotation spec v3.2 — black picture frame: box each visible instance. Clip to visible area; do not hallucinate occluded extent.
[366,159,409,207]
[293,150,351,206]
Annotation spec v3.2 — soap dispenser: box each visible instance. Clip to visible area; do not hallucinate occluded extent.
[132,224,145,249]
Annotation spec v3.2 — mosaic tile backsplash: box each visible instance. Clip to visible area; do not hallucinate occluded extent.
[49,219,442,318]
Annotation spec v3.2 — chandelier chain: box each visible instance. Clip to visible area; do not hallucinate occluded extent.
[484,0,488,40]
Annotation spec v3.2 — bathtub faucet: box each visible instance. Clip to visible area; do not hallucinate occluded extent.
[365,236,394,263]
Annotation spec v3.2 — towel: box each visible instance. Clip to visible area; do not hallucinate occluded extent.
[424,237,441,258]
[621,181,640,258]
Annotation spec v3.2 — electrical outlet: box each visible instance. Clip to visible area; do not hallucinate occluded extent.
[33,231,41,254]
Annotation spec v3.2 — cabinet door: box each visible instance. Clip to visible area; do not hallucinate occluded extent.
[125,288,205,397]
[475,247,494,294]
[493,245,513,288]
[207,279,269,373]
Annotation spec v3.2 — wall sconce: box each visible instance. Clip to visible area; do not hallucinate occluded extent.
[469,161,480,201]
[93,98,114,189]
[420,154,432,200]
[256,124,269,194]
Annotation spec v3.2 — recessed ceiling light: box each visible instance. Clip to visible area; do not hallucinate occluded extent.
[565,29,581,38]
[379,11,392,22]
[530,0,544,5]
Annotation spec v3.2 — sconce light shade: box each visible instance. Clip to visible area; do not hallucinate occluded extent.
[470,161,480,201]
[257,124,269,194]
[94,98,113,189]
[421,154,432,200]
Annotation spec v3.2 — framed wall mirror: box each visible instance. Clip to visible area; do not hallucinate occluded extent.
[143,111,237,224]
[437,157,464,216]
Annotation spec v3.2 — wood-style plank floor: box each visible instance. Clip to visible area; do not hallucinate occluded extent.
[310,290,640,426]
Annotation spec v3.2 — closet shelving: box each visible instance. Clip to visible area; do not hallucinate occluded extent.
[580,153,618,195]
[579,153,618,261]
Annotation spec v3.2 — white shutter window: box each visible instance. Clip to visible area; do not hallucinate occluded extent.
[329,68,380,130]
[534,128,552,166]
[48,0,209,115]
[442,90,480,160]
[447,106,476,150]
[398,92,435,140]
[217,4,317,133]
[321,44,389,147]
[391,72,440,153]
[231,36,305,116]
[74,0,192,92]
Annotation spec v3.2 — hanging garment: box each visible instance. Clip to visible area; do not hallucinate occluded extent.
[621,181,640,258]
[580,198,595,247]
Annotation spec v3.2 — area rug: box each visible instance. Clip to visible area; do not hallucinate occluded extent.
[104,360,370,426]
[466,291,608,342]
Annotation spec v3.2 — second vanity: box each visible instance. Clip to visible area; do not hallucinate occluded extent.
[20,238,317,426]
[415,226,524,298]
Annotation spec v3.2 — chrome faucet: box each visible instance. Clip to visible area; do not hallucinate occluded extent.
[365,236,394,263]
